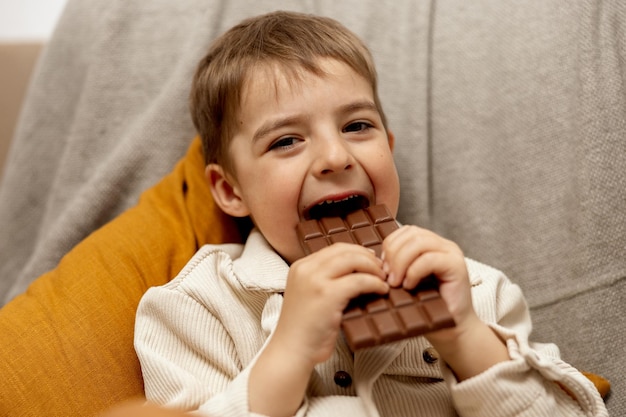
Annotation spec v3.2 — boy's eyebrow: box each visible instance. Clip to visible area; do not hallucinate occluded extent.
[252,100,379,143]
[338,100,379,116]
[252,115,304,143]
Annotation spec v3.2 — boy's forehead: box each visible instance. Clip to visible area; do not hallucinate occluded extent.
[241,62,310,103]
[240,58,370,108]
[231,57,381,138]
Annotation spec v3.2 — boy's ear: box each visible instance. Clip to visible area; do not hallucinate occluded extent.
[387,130,395,152]
[205,164,250,217]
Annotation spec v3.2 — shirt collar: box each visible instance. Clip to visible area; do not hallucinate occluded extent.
[232,228,290,292]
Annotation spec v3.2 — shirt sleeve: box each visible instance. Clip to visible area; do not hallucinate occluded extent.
[444,261,608,417]
[134,281,252,415]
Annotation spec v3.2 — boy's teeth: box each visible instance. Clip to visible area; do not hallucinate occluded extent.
[306,195,368,220]
[319,195,355,205]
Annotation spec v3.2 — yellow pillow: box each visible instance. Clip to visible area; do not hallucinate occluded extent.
[0,137,241,416]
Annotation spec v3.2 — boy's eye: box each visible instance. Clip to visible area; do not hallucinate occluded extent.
[269,136,299,151]
[343,121,373,133]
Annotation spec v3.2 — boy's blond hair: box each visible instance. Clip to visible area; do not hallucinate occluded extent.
[190,10,387,171]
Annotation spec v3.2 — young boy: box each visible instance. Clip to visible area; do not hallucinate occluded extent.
[134,11,607,417]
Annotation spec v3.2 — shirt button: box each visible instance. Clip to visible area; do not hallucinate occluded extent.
[423,347,440,364]
[333,370,352,388]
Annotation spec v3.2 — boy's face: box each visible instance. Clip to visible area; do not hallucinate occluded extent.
[207,58,400,264]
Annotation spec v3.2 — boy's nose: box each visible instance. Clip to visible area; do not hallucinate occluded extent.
[313,138,354,176]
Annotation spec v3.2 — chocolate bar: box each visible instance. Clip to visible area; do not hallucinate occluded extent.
[297,204,455,350]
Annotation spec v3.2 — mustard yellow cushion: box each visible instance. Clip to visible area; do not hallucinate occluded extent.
[0,137,240,416]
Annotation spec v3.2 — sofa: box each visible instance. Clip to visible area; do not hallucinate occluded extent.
[0,1,623,415]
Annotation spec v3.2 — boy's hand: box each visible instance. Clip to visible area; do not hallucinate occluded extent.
[381,225,510,380]
[249,243,388,416]
[381,225,474,332]
[276,243,389,364]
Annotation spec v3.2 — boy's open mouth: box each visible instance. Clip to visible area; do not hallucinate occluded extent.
[305,195,369,220]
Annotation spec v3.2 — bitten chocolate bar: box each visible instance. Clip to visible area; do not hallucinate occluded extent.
[297,204,455,351]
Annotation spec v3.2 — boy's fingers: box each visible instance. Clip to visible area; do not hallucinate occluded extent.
[335,272,390,302]
[382,225,463,287]
[382,227,434,284]
[304,243,385,279]
[401,252,464,289]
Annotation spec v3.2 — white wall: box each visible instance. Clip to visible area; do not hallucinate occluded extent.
[0,0,68,40]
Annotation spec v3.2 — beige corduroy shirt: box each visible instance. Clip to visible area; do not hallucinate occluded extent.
[134,229,606,417]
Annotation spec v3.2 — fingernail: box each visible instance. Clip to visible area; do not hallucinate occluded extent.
[388,272,397,286]
[382,261,390,274]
